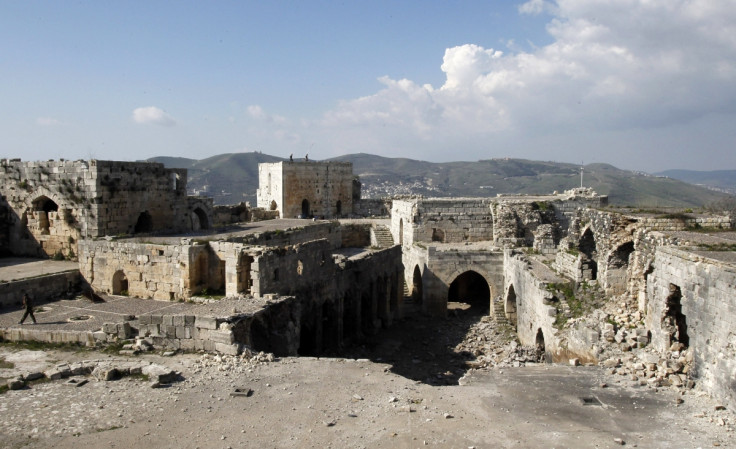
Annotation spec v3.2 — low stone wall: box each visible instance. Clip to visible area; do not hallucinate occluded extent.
[0,327,94,345]
[352,198,392,217]
[637,215,733,231]
[0,270,80,308]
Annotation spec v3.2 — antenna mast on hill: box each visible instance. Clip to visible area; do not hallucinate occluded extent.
[580,161,584,188]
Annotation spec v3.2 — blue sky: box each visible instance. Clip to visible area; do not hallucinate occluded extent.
[2,0,735,172]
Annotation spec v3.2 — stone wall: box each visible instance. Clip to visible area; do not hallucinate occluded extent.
[646,247,736,409]
[257,162,355,219]
[503,250,567,359]
[420,246,504,316]
[0,270,81,308]
[352,198,392,217]
[0,159,213,258]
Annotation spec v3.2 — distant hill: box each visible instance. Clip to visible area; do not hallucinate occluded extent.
[147,152,283,204]
[329,154,727,207]
[148,152,727,208]
[654,169,736,195]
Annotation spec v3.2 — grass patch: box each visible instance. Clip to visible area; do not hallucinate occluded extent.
[0,356,14,369]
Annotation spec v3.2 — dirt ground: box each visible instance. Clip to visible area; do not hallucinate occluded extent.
[1,312,734,449]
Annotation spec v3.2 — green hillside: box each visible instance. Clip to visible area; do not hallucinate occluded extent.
[148,152,727,208]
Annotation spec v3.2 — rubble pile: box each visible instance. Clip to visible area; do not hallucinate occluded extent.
[192,349,275,375]
[453,317,542,369]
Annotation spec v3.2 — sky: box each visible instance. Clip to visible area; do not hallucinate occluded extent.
[1,0,735,172]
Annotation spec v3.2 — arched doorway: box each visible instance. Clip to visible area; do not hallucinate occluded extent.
[134,211,153,234]
[505,285,518,329]
[448,271,490,315]
[535,328,547,362]
[192,207,210,230]
[301,199,310,218]
[112,270,129,295]
[579,228,598,280]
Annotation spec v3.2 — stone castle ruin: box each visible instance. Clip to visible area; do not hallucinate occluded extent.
[1,158,736,411]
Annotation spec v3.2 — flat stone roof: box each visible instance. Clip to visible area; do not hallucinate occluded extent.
[0,295,275,333]
[0,258,77,283]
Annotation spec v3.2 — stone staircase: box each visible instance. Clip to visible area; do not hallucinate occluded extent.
[492,297,509,325]
[372,225,395,248]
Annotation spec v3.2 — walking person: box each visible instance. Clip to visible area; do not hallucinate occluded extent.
[19,293,37,324]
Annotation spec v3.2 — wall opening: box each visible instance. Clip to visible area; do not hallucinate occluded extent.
[299,306,318,356]
[664,284,689,348]
[448,271,490,315]
[134,211,153,234]
[412,265,423,305]
[505,285,518,329]
[343,291,360,342]
[192,207,210,230]
[301,199,310,218]
[32,196,58,235]
[112,270,129,295]
[606,241,634,294]
[579,228,598,280]
[238,254,253,294]
[399,219,404,245]
[431,228,445,242]
[336,200,342,216]
[536,328,547,362]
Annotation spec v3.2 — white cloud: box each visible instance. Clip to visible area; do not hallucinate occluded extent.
[132,106,176,126]
[247,104,286,123]
[36,117,61,126]
[314,0,736,169]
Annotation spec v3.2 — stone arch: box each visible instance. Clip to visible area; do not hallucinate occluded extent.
[606,241,634,294]
[112,270,129,295]
[32,195,59,235]
[134,211,153,234]
[579,228,598,280]
[301,199,310,218]
[448,270,490,314]
[336,200,342,216]
[192,207,210,231]
[505,284,518,329]
[411,265,423,305]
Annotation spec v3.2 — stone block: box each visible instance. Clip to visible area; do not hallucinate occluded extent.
[150,315,163,325]
[179,339,195,351]
[162,315,174,326]
[102,322,117,334]
[163,325,177,338]
[138,315,151,325]
[117,322,132,339]
[173,315,185,326]
[196,316,219,330]
[184,315,195,325]
[215,342,240,356]
[209,330,234,345]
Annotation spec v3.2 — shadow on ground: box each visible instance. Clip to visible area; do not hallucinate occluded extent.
[337,305,495,385]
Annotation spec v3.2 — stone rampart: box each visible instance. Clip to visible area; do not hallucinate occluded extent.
[646,246,736,410]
